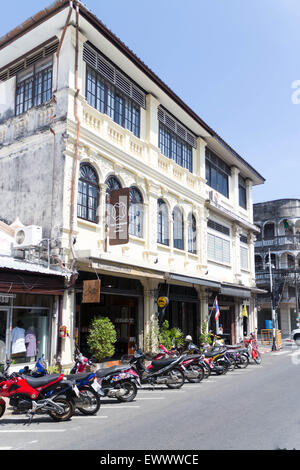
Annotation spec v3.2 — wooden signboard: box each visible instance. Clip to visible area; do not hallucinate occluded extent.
[82,280,101,304]
[109,188,130,246]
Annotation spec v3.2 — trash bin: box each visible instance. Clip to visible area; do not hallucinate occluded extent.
[265,320,273,329]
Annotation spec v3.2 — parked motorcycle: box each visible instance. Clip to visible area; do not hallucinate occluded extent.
[68,346,140,402]
[153,344,206,383]
[129,348,185,388]
[244,332,262,364]
[95,365,140,402]
[0,360,76,422]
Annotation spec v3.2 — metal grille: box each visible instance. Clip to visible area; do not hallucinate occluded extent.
[0,40,59,82]
[83,42,146,109]
[157,106,197,149]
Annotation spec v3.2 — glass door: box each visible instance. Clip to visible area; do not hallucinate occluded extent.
[0,309,9,363]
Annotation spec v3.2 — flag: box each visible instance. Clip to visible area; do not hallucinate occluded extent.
[242,305,248,318]
[213,297,220,321]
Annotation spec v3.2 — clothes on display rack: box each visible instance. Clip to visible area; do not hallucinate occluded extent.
[25,326,37,357]
[11,325,26,354]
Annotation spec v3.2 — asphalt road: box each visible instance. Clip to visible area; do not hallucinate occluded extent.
[1,346,300,451]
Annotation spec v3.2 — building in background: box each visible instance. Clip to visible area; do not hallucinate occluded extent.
[254,199,300,337]
[0,0,265,367]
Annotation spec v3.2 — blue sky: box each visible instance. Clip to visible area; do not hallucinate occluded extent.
[1,0,299,203]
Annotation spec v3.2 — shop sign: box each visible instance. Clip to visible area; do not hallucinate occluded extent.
[109,188,130,246]
[157,296,169,309]
[82,280,101,304]
[0,293,15,304]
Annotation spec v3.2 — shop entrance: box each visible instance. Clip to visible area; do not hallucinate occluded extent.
[208,295,235,344]
[76,273,143,360]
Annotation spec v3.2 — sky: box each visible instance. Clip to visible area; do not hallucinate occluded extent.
[1,0,299,204]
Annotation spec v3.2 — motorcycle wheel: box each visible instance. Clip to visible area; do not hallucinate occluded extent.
[236,354,249,369]
[116,381,137,402]
[76,386,101,415]
[48,396,75,422]
[166,368,185,389]
[185,364,205,383]
[0,402,6,418]
[203,363,211,379]
[254,351,262,364]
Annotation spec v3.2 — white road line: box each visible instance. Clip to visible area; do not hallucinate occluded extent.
[0,430,66,433]
[101,405,140,409]
[72,415,108,419]
[136,397,165,400]
[0,447,12,450]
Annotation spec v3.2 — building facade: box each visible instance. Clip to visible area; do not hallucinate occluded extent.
[0,0,264,367]
[254,199,300,337]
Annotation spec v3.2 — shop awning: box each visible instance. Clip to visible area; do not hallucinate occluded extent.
[220,285,251,299]
[169,273,221,289]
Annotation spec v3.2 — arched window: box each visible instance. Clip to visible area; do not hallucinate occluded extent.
[188,213,197,254]
[173,207,184,250]
[105,175,122,196]
[157,199,169,246]
[77,163,99,223]
[129,187,143,238]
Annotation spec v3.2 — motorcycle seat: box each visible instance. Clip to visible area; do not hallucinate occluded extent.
[151,358,176,368]
[225,344,243,349]
[96,365,129,378]
[25,374,61,388]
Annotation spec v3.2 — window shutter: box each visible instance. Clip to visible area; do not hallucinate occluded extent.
[83,42,146,109]
[157,106,197,149]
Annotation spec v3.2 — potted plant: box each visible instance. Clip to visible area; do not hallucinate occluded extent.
[87,316,117,363]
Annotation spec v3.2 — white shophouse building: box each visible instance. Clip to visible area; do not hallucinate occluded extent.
[0,0,265,367]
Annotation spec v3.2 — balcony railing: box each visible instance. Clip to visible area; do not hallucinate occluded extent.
[255,234,300,249]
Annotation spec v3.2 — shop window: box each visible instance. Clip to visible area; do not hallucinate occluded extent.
[129,187,143,238]
[173,207,184,250]
[77,163,99,223]
[157,199,169,246]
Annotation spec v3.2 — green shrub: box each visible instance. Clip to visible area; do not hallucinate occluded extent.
[158,320,184,350]
[87,316,117,362]
[199,321,212,346]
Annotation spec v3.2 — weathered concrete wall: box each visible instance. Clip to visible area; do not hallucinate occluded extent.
[254,199,300,223]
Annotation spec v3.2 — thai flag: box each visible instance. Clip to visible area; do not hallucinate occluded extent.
[213,297,220,321]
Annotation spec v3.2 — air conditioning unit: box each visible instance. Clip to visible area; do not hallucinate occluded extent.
[14,226,43,249]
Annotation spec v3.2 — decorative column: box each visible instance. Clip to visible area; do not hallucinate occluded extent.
[246,178,253,222]
[230,166,240,211]
[232,223,242,283]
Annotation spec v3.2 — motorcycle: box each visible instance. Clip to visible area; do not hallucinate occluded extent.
[0,360,76,422]
[69,346,140,402]
[129,348,185,389]
[95,365,140,402]
[152,344,206,383]
[244,332,262,364]
[19,355,102,416]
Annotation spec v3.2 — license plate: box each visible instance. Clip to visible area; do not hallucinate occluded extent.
[92,381,102,392]
[73,385,80,397]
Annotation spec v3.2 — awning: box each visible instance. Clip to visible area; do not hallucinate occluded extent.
[220,285,251,299]
[169,273,221,289]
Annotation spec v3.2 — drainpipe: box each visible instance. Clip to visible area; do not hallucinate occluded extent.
[69,2,80,274]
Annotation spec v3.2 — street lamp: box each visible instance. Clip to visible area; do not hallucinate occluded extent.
[267,249,277,351]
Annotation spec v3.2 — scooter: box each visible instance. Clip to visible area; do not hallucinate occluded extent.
[69,347,140,402]
[129,348,185,389]
[0,360,76,422]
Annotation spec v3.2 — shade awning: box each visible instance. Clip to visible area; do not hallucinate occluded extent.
[220,285,251,299]
[169,273,221,289]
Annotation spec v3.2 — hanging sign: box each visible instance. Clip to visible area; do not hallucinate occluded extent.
[109,188,130,246]
[82,280,101,304]
[157,296,169,309]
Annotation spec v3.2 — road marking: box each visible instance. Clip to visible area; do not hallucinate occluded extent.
[101,405,140,409]
[137,397,165,400]
[72,415,108,419]
[0,430,66,433]
[0,447,12,450]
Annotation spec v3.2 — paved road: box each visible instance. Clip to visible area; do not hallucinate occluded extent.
[1,346,300,451]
